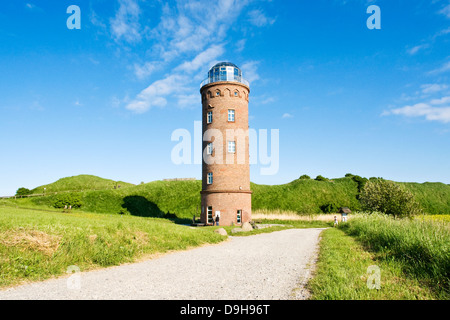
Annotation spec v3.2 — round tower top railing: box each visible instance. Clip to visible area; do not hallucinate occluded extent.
[200,62,249,88]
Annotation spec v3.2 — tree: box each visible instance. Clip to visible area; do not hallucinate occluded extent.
[352,175,368,194]
[299,174,310,180]
[51,193,83,209]
[315,175,328,182]
[16,187,32,197]
[360,179,423,218]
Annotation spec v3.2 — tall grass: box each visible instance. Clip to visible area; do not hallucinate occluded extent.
[308,228,438,300]
[252,210,342,222]
[340,213,449,298]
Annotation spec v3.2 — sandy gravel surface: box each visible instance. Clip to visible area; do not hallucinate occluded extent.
[0,228,325,300]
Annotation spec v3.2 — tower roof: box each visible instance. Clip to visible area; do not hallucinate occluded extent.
[211,62,239,69]
[201,62,249,88]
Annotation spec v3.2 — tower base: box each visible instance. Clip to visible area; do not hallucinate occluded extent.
[200,190,252,226]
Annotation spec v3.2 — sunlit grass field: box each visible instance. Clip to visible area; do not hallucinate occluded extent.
[0,206,225,289]
[309,213,449,300]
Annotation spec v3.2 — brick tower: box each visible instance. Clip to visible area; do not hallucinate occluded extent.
[200,62,252,226]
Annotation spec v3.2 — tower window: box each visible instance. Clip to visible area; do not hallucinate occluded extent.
[228,109,235,122]
[207,172,213,185]
[228,141,236,153]
[234,91,238,97]
[216,91,220,96]
[207,111,212,124]
[237,210,242,224]
[207,142,213,155]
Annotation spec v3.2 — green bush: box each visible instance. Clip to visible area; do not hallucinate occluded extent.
[315,175,328,182]
[299,174,311,180]
[15,188,32,197]
[51,193,83,209]
[360,179,423,218]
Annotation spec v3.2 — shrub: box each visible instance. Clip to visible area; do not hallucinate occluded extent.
[299,174,311,180]
[15,188,32,197]
[351,175,368,197]
[315,175,328,182]
[51,193,83,209]
[360,179,423,218]
[320,203,338,213]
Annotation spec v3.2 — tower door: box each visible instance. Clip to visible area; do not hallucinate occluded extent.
[237,210,242,224]
[207,206,213,224]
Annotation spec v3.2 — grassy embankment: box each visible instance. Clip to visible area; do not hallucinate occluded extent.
[6,175,450,219]
[308,213,449,300]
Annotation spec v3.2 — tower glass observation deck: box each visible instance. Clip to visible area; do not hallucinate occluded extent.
[200,62,249,88]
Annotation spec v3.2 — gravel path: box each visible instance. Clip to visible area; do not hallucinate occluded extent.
[0,228,325,300]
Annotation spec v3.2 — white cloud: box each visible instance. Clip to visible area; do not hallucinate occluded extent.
[435,27,450,37]
[248,9,276,27]
[25,3,43,12]
[282,113,293,119]
[241,61,260,84]
[175,45,225,73]
[235,39,246,52]
[439,4,450,18]
[261,97,275,105]
[428,61,450,75]
[125,74,185,113]
[430,96,450,105]
[110,0,142,43]
[124,0,277,113]
[111,96,122,108]
[150,0,251,62]
[421,84,448,94]
[90,10,107,30]
[407,44,429,55]
[133,62,158,80]
[383,96,450,123]
[176,94,199,109]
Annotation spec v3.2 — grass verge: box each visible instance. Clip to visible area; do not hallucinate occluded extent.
[0,206,225,289]
[308,228,438,299]
[309,214,449,300]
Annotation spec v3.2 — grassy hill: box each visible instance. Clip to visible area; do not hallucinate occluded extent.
[251,178,361,214]
[30,175,135,194]
[6,175,450,218]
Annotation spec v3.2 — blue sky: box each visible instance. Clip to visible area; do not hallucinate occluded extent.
[1,0,450,195]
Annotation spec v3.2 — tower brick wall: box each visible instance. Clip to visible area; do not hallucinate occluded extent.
[200,80,252,226]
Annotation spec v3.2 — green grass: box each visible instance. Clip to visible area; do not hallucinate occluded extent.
[251,178,362,214]
[308,228,438,300]
[340,213,449,297]
[309,214,449,300]
[30,174,135,194]
[402,182,450,215]
[0,206,225,289]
